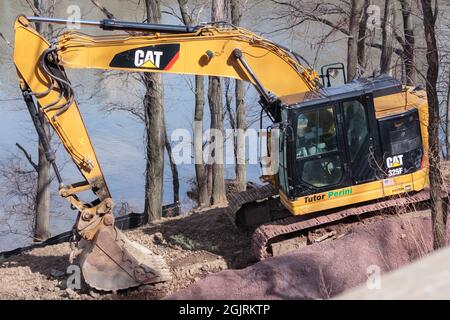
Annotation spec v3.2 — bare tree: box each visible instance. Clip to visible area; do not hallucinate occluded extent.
[358,0,373,71]
[207,0,227,205]
[0,155,38,237]
[164,128,180,206]
[91,0,180,217]
[230,0,246,192]
[26,0,57,241]
[270,0,368,80]
[144,0,165,221]
[421,0,446,249]
[347,0,365,80]
[399,0,416,85]
[177,0,209,207]
[380,0,396,75]
[447,70,450,158]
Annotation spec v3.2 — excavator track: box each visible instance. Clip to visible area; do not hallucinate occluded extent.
[227,184,279,220]
[252,189,440,260]
[228,185,448,261]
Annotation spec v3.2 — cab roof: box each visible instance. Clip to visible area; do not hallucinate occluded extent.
[280,74,403,108]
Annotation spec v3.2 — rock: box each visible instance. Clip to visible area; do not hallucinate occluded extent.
[138,285,154,293]
[50,269,64,278]
[65,288,78,298]
[89,290,100,299]
[151,232,166,245]
[314,231,337,243]
[153,283,166,290]
[58,280,67,290]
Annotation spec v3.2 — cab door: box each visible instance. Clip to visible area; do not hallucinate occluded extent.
[293,103,350,197]
[340,95,380,184]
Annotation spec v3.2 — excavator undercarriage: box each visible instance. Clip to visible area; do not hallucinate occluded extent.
[227,185,442,260]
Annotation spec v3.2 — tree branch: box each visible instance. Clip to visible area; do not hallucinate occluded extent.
[90,0,116,19]
[370,43,404,57]
[0,31,12,48]
[25,0,41,16]
[15,143,38,172]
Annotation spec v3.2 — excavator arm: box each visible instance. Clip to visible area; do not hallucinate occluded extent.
[13,15,319,291]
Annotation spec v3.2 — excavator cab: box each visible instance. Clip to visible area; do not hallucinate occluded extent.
[276,76,425,211]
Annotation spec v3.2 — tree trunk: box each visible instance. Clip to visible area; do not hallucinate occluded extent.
[399,0,416,86]
[230,0,246,192]
[447,71,450,159]
[34,115,51,241]
[357,0,371,73]
[421,0,446,249]
[32,0,53,242]
[164,121,179,206]
[380,0,395,75]
[177,0,193,25]
[194,76,210,206]
[207,0,227,206]
[347,0,365,80]
[208,77,227,205]
[177,0,209,207]
[144,0,165,222]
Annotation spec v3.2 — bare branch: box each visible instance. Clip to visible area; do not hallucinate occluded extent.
[270,0,350,35]
[24,0,41,16]
[0,31,12,48]
[15,143,38,172]
[90,0,116,19]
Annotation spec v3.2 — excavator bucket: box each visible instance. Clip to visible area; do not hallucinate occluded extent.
[78,225,171,291]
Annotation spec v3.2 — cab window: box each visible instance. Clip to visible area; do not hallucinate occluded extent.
[343,100,369,161]
[296,106,343,188]
[296,106,338,159]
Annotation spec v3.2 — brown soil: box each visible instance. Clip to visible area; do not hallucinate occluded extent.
[0,207,444,300]
[169,211,448,300]
[0,208,252,300]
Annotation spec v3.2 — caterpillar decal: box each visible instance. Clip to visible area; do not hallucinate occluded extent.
[386,155,404,168]
[109,44,180,70]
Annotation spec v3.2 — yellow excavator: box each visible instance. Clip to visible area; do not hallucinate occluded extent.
[13,15,429,291]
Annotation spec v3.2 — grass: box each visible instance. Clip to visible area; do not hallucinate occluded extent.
[169,234,199,250]
[169,233,219,251]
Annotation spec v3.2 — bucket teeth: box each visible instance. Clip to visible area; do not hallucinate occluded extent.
[78,226,171,291]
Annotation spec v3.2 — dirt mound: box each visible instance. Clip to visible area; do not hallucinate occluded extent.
[1,208,446,300]
[168,211,447,300]
[0,208,251,300]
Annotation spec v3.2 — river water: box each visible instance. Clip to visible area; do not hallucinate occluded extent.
[0,0,448,251]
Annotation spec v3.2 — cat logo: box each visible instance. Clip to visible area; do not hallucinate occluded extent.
[110,44,180,71]
[386,155,404,168]
[134,50,164,68]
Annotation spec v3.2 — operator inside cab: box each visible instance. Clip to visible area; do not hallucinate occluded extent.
[296,106,337,158]
[296,106,342,188]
